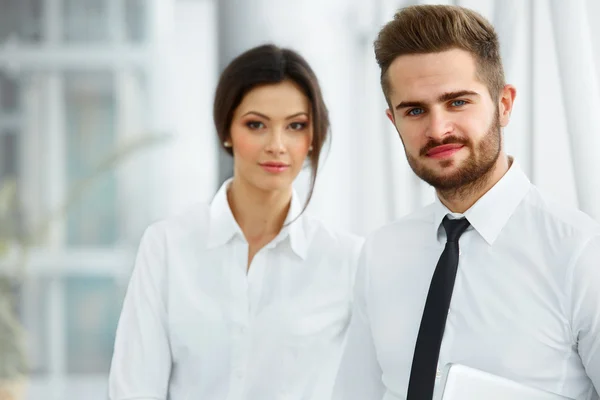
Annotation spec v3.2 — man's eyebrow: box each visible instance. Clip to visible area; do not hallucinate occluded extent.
[395,90,480,110]
[395,101,426,110]
[437,90,479,102]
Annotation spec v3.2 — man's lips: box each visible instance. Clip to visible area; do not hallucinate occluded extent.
[426,144,465,158]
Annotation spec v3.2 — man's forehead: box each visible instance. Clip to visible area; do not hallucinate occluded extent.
[387,50,482,102]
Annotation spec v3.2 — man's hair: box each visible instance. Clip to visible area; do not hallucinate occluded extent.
[374,5,505,104]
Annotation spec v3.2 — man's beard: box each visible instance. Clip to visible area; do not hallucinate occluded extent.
[405,112,502,199]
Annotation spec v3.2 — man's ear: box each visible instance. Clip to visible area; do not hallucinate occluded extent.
[386,108,395,124]
[498,84,517,127]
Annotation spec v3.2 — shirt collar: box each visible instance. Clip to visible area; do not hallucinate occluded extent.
[278,189,309,260]
[432,159,532,245]
[207,179,309,260]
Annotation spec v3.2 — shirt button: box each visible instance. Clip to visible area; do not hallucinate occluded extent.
[239,326,246,334]
[235,369,244,379]
[436,368,442,379]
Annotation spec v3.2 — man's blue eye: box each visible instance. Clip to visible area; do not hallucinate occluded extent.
[408,108,424,116]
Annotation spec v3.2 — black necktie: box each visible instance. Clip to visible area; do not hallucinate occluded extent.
[406,216,471,400]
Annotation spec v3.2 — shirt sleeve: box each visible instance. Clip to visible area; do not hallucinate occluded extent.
[569,234,600,392]
[332,239,385,400]
[108,224,172,400]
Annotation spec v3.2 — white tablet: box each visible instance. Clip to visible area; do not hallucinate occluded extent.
[434,363,572,400]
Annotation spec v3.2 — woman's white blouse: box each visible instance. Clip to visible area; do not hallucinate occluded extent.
[108,181,363,400]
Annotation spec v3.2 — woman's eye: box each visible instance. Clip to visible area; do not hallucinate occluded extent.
[289,122,307,130]
[246,121,264,129]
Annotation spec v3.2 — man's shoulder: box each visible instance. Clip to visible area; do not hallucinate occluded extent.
[523,187,600,239]
[302,214,365,258]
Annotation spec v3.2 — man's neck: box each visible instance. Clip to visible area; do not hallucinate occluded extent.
[227,178,291,242]
[437,155,512,214]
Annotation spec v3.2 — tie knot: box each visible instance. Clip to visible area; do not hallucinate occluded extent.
[442,216,470,242]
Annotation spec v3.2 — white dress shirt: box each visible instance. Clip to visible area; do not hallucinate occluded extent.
[108,180,363,400]
[333,161,600,400]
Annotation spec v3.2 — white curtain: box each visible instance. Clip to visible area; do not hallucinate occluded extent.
[548,0,600,221]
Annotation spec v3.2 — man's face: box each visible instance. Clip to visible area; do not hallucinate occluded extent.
[385,48,509,191]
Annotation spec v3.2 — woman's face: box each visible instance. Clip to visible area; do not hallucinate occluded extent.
[228,80,313,193]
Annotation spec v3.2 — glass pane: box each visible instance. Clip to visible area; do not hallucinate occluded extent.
[0,129,22,243]
[0,130,18,180]
[125,0,147,43]
[63,0,109,43]
[15,277,49,375]
[64,275,124,374]
[0,0,44,44]
[0,72,22,249]
[64,71,118,246]
[0,279,30,378]
[0,72,20,113]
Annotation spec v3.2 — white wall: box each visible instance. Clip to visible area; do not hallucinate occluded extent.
[168,0,219,213]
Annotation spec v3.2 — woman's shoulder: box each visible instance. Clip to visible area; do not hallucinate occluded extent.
[145,201,212,239]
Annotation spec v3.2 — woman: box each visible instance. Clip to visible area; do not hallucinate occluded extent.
[108,44,363,400]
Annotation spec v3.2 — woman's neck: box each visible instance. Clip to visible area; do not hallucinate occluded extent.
[227,178,292,243]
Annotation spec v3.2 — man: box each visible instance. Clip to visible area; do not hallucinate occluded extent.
[333,4,600,400]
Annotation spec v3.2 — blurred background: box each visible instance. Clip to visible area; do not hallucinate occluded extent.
[0,0,599,399]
